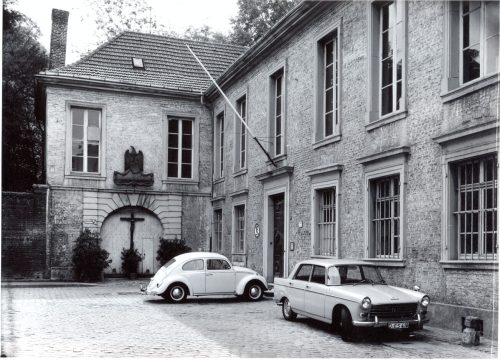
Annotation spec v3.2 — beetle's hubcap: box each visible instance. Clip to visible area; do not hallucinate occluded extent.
[249,285,261,299]
[171,287,184,300]
[284,300,291,316]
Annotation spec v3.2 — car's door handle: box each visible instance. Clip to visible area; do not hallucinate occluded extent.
[288,282,293,286]
[206,273,214,276]
[306,285,310,289]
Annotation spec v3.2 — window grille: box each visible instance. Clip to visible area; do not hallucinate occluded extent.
[214,210,223,252]
[235,205,245,253]
[318,188,336,256]
[372,176,400,258]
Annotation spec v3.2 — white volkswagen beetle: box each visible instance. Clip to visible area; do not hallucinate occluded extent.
[141,252,268,302]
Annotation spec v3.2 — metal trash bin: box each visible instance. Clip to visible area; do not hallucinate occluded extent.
[461,316,483,346]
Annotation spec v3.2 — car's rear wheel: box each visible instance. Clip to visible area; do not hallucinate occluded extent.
[167,284,187,303]
[339,308,357,341]
[245,282,263,301]
[282,298,297,321]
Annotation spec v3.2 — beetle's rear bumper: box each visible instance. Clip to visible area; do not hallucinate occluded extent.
[353,314,429,328]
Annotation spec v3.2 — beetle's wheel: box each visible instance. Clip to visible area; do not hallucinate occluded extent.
[246,283,263,301]
[168,284,187,303]
[282,298,297,321]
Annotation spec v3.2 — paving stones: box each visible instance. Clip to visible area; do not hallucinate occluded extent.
[1,279,498,358]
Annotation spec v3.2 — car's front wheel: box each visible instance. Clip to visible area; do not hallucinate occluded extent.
[167,284,187,303]
[245,282,263,301]
[282,298,297,321]
[339,308,357,341]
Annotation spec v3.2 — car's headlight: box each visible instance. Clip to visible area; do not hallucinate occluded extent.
[361,297,372,310]
[420,295,430,307]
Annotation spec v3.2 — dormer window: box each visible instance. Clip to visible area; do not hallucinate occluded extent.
[132,57,144,69]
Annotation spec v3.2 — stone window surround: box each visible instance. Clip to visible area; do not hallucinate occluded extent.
[64,100,107,180]
[359,147,409,267]
[213,107,225,180]
[267,61,287,159]
[441,1,500,103]
[434,121,498,271]
[233,88,248,173]
[162,111,200,184]
[212,207,224,253]
[366,0,408,126]
[313,19,343,148]
[306,164,343,259]
[231,197,247,255]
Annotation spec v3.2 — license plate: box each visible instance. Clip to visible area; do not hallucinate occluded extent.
[388,322,409,329]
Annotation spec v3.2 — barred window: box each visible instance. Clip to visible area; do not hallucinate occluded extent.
[317,188,336,256]
[213,210,223,252]
[372,175,400,258]
[454,155,497,260]
[235,205,245,253]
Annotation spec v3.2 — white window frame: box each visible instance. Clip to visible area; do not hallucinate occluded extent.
[232,201,246,254]
[64,101,106,178]
[268,63,287,158]
[234,95,248,171]
[214,111,225,179]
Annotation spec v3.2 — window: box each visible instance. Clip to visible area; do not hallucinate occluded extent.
[460,1,499,84]
[71,107,101,173]
[207,259,231,270]
[317,188,336,256]
[167,118,193,179]
[371,175,400,258]
[182,259,204,271]
[236,96,247,170]
[234,204,245,253]
[368,1,406,121]
[310,265,326,284]
[132,57,144,69]
[294,264,312,281]
[452,155,497,260]
[213,209,223,253]
[315,30,340,141]
[269,69,285,156]
[216,112,224,178]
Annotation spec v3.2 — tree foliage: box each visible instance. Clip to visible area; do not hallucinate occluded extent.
[72,229,111,281]
[2,1,48,191]
[183,25,231,44]
[230,0,299,46]
[156,239,191,266]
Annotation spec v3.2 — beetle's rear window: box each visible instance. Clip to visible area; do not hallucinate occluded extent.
[163,258,176,269]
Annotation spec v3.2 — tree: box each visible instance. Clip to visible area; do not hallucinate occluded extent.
[2,1,48,191]
[183,25,231,44]
[230,0,299,46]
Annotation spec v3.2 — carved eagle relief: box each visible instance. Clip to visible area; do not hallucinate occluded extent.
[113,146,154,187]
[125,146,143,174]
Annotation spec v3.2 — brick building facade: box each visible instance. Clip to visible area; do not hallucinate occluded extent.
[30,1,498,336]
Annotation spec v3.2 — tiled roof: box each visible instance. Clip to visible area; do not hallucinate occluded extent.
[40,32,246,93]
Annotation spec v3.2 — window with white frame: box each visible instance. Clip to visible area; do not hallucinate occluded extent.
[236,96,247,170]
[269,69,285,157]
[316,31,339,140]
[316,188,336,256]
[167,118,193,179]
[452,155,497,260]
[213,209,223,253]
[234,204,245,253]
[371,175,400,258]
[368,1,406,121]
[71,107,101,173]
[460,1,499,84]
[215,112,224,178]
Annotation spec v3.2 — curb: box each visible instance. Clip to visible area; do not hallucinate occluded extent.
[1,282,98,288]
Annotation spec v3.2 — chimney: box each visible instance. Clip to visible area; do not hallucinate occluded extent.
[49,9,69,70]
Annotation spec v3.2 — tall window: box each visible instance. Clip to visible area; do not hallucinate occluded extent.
[317,188,336,256]
[461,1,499,84]
[215,112,224,178]
[167,118,193,179]
[274,72,284,156]
[234,205,245,253]
[71,107,101,173]
[372,175,400,258]
[323,37,338,137]
[213,209,223,252]
[236,97,247,169]
[453,155,497,259]
[379,1,404,116]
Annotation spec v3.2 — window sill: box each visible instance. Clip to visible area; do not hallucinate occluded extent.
[366,111,407,132]
[266,153,287,166]
[65,174,106,181]
[440,260,498,271]
[311,255,338,259]
[232,168,248,178]
[441,73,499,103]
[362,258,406,267]
[313,134,342,150]
[213,177,225,185]
[162,179,199,185]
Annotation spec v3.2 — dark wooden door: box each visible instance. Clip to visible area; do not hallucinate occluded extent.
[272,194,285,278]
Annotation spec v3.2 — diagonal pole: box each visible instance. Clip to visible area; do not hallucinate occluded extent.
[186,44,277,168]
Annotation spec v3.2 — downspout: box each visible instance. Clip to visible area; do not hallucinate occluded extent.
[202,94,214,252]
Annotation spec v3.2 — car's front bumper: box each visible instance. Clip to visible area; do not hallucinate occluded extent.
[353,313,429,328]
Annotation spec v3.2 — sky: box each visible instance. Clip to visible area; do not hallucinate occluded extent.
[12,0,239,64]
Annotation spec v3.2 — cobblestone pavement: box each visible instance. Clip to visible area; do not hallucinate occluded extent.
[1,279,498,358]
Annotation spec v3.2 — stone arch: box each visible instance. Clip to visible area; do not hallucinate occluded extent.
[82,191,182,241]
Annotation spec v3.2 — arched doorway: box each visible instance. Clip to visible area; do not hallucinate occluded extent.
[100,206,163,275]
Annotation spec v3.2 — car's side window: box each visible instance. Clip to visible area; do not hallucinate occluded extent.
[310,265,326,284]
[182,259,204,271]
[294,264,313,281]
[337,265,362,284]
[207,259,231,270]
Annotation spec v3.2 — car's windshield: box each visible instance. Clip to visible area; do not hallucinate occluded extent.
[162,258,176,269]
[336,265,385,285]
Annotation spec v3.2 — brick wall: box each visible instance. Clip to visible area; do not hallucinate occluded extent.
[1,187,48,278]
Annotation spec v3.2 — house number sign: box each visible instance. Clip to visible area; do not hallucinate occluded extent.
[254,223,260,238]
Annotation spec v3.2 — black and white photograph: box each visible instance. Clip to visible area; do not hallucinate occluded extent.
[1,0,499,357]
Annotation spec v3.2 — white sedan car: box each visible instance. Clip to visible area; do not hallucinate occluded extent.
[141,252,268,302]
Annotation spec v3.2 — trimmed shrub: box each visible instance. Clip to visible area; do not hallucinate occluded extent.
[156,239,191,266]
[72,229,111,281]
[121,248,143,275]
